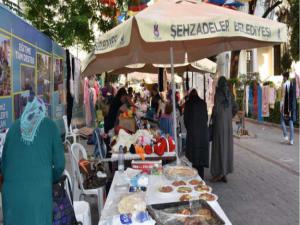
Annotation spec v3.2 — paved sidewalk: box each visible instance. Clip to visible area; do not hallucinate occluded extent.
[206,121,299,225]
[0,121,298,225]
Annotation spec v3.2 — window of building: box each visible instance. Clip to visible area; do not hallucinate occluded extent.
[246,50,253,75]
[273,45,282,75]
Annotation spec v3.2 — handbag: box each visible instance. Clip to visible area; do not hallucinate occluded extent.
[53,175,78,225]
[79,160,107,189]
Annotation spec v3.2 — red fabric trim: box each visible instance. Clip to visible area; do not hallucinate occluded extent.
[128,4,147,11]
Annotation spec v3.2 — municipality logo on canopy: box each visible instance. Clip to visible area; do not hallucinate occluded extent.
[153,23,161,40]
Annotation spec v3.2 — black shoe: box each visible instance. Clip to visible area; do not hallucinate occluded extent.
[221,176,227,183]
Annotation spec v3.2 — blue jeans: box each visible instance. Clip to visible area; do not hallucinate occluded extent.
[280,113,294,141]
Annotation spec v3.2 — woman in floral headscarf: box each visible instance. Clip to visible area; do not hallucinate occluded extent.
[1,96,65,225]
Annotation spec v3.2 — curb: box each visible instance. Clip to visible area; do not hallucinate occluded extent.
[244,118,299,133]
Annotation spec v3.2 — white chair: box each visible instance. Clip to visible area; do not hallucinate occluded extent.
[63,115,80,144]
[64,170,92,225]
[70,143,106,218]
[0,128,9,158]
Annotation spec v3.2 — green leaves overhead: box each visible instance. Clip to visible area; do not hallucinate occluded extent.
[20,0,125,51]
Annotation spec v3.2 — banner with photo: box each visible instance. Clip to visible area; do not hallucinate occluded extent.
[0,5,66,131]
[0,97,12,129]
[0,33,11,97]
[37,52,51,116]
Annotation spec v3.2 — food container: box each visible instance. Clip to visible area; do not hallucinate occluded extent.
[147,200,225,225]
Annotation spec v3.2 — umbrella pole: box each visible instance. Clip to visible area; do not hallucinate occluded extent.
[170,47,179,164]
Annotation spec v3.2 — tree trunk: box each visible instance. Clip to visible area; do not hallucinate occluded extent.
[229,50,241,78]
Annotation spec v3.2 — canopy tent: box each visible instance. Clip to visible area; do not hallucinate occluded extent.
[82,0,287,159]
[126,72,183,84]
[82,0,287,75]
[108,58,217,75]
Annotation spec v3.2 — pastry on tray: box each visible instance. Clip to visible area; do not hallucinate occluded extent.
[177,186,192,193]
[178,208,192,215]
[164,166,198,179]
[179,194,193,202]
[197,208,213,220]
[194,184,211,193]
[183,217,205,225]
[199,193,217,202]
[159,186,173,193]
[172,180,187,186]
[189,179,205,186]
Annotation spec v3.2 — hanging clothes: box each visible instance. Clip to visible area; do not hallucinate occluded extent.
[245,85,249,116]
[89,88,96,126]
[253,82,258,118]
[248,85,253,116]
[94,80,100,98]
[269,87,276,109]
[84,77,92,127]
[74,58,81,104]
[66,50,74,127]
[70,57,75,97]
[262,85,270,117]
[258,84,263,121]
[206,75,214,113]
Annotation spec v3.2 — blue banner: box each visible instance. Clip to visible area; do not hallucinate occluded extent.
[0,4,65,131]
[0,97,12,129]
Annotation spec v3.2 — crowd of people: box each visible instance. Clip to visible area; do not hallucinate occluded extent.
[1,71,297,224]
[98,76,238,182]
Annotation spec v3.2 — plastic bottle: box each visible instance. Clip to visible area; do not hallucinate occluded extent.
[99,122,104,135]
[118,145,125,172]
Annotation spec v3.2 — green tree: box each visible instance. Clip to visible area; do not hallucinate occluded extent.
[20,0,124,51]
[289,0,299,61]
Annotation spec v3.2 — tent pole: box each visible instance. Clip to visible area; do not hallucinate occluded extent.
[192,72,194,88]
[203,74,206,102]
[170,47,179,163]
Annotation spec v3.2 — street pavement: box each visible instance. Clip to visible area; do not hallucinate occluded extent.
[205,121,299,225]
[0,121,298,225]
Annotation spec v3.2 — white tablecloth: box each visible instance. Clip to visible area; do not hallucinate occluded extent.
[99,172,232,225]
[111,152,176,161]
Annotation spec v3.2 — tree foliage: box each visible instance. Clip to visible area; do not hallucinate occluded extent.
[20,0,127,51]
[288,0,299,61]
[276,0,299,65]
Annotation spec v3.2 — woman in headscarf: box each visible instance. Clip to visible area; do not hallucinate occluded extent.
[211,76,238,183]
[184,89,209,179]
[1,96,65,225]
[104,87,128,135]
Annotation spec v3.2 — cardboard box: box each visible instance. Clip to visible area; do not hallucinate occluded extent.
[131,160,162,175]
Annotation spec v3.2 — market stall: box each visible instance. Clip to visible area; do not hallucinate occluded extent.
[81,0,287,224]
[99,168,232,225]
[82,0,287,158]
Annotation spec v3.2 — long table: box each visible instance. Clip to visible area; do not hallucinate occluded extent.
[99,171,232,225]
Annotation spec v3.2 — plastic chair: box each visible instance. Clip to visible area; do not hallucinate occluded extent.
[63,115,80,144]
[64,170,92,225]
[0,128,8,158]
[70,143,106,218]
